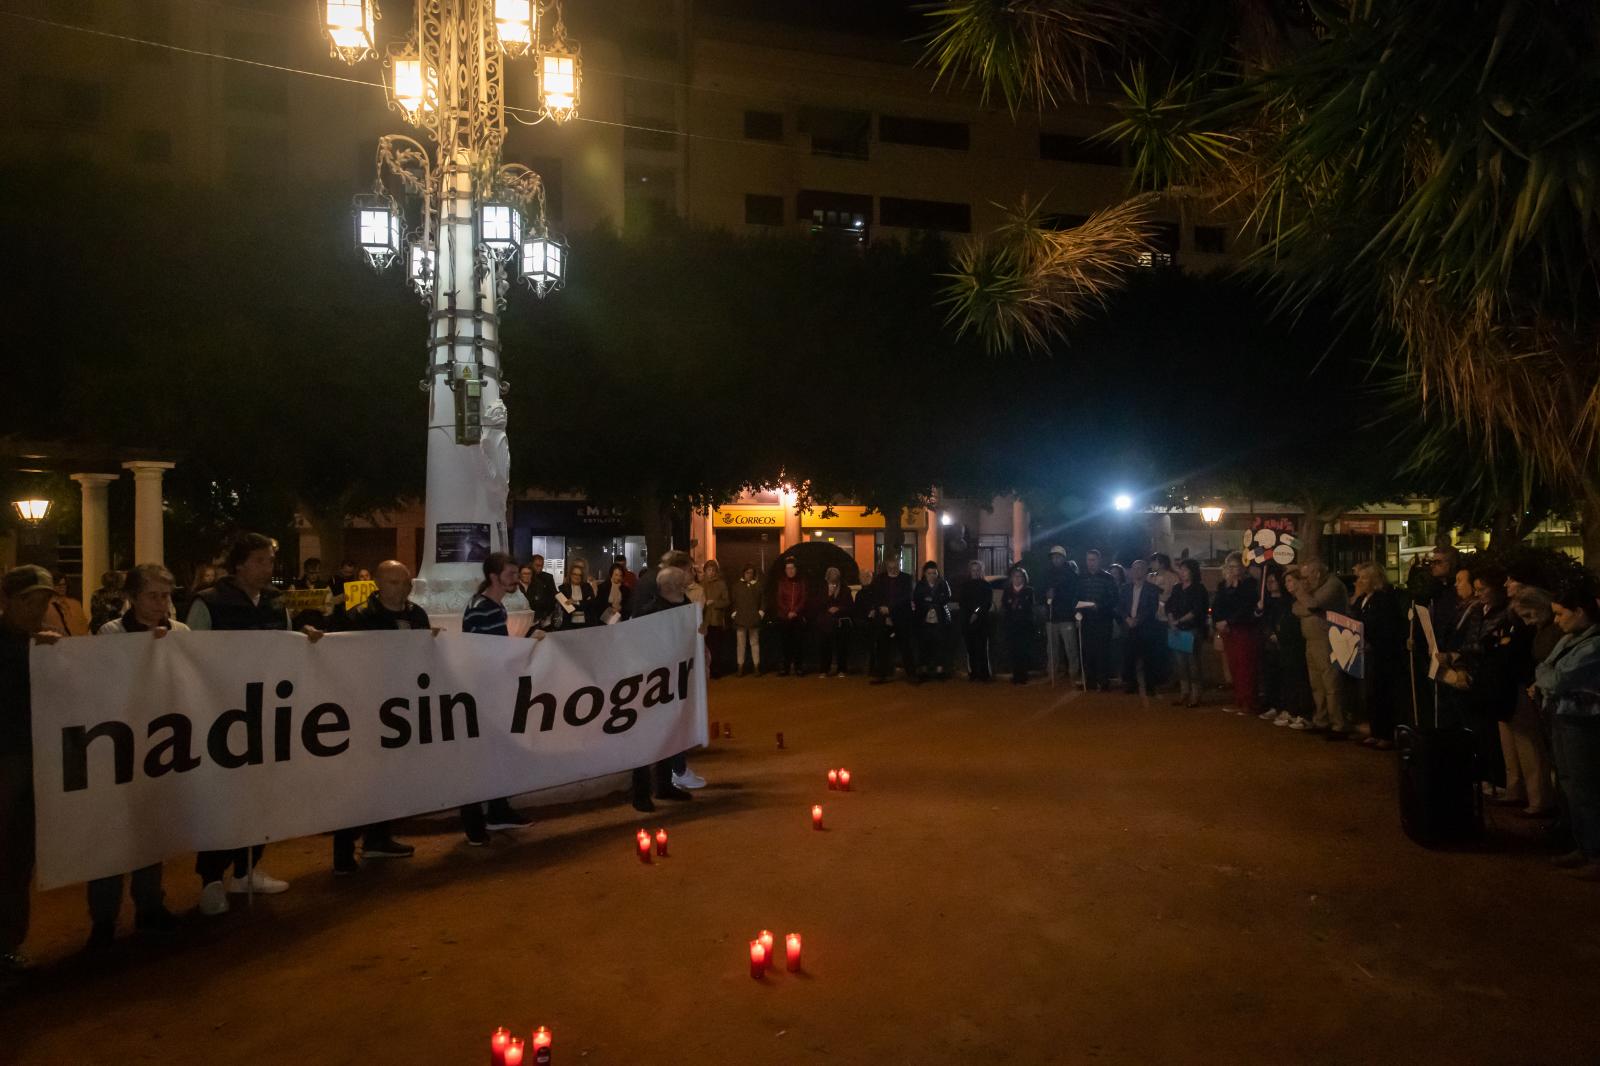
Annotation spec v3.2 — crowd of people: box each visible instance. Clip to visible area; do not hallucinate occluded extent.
[4,534,1600,980]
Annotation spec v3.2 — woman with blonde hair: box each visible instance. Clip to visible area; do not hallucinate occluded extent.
[558,558,598,628]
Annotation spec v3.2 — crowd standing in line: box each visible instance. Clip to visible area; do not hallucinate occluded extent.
[5,536,1600,977]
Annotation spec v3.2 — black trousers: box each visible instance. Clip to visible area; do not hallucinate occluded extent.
[195,845,266,885]
[1081,615,1113,689]
[87,864,164,927]
[872,620,917,679]
[917,623,950,675]
[0,755,34,953]
[963,621,991,680]
[1005,624,1033,680]
[1121,622,1162,693]
[818,620,852,673]
[779,618,807,673]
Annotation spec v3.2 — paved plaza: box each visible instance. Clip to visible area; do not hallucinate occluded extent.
[3,678,1597,1064]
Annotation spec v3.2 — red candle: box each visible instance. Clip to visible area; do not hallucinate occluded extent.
[722,722,732,738]
[531,1026,552,1065]
[492,1027,512,1066]
[827,769,839,790]
[785,933,802,972]
[504,1037,524,1066]
[654,828,669,857]
[758,929,775,966]
[811,804,824,830]
[636,833,652,864]
[837,769,851,791]
[749,938,766,979]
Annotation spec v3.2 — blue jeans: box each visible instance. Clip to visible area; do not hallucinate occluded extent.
[1553,715,1600,859]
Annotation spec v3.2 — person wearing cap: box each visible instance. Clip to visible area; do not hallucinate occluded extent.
[1040,546,1081,684]
[1,565,66,977]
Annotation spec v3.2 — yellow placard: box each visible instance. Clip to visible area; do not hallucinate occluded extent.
[342,580,377,612]
[280,588,331,614]
[713,506,784,528]
[800,506,926,530]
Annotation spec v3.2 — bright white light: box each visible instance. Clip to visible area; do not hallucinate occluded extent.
[519,234,566,295]
[481,203,523,257]
[1200,505,1223,524]
[12,499,51,524]
[541,51,578,119]
[324,0,374,55]
[357,207,399,256]
[391,56,433,119]
[939,512,954,527]
[495,0,536,51]
[1113,494,1134,512]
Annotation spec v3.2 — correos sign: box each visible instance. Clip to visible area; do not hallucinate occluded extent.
[714,508,783,528]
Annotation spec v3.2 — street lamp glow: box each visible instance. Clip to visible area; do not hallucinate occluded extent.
[355,199,401,268]
[939,512,954,527]
[520,233,566,296]
[1113,493,1134,512]
[1200,505,1223,524]
[12,498,52,524]
[495,0,536,54]
[480,202,524,259]
[540,48,580,122]
[389,53,435,121]
[323,0,377,62]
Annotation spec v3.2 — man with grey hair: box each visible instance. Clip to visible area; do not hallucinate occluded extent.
[632,549,691,618]
[1293,558,1352,740]
[631,565,704,808]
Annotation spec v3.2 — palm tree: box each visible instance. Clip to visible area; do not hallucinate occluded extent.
[922,0,1600,562]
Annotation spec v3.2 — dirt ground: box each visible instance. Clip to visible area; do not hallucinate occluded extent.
[3,676,1598,1064]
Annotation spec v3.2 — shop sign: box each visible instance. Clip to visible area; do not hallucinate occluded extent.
[1338,518,1383,535]
[714,506,784,528]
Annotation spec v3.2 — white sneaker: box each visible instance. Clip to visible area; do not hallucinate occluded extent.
[672,769,707,790]
[1273,711,1292,726]
[1258,708,1279,720]
[225,870,289,895]
[199,881,230,916]
[1288,716,1311,731]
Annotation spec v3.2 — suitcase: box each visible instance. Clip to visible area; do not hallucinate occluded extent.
[1396,723,1483,847]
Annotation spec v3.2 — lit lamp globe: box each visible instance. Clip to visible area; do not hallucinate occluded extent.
[1113,493,1134,512]
[388,53,435,123]
[479,202,524,261]
[322,0,377,63]
[354,197,401,269]
[520,233,567,296]
[539,46,581,122]
[494,0,537,55]
[1200,505,1224,525]
[11,498,52,525]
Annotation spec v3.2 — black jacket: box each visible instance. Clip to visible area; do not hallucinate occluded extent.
[1117,581,1161,629]
[1040,564,1079,623]
[1001,585,1036,628]
[0,624,32,760]
[870,571,915,622]
[813,582,854,629]
[345,596,432,631]
[958,577,995,629]
[914,577,953,627]
[558,580,600,626]
[523,571,558,620]
[1076,570,1119,620]
[1166,582,1210,632]
[1211,577,1261,629]
[1352,587,1407,679]
[190,576,290,632]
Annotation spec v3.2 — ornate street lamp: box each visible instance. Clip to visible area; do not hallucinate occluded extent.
[319,0,578,612]
[354,194,401,269]
[495,0,537,55]
[520,232,566,296]
[11,498,52,525]
[323,0,377,62]
[1201,504,1223,559]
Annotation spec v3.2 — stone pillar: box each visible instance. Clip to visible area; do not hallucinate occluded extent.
[1011,496,1030,563]
[71,473,119,588]
[122,461,176,565]
[780,489,801,552]
[691,509,717,566]
[923,509,943,572]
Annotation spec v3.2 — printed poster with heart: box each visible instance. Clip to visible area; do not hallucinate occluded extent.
[1325,610,1365,679]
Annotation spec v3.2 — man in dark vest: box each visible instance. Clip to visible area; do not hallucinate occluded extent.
[331,559,429,875]
[185,532,320,916]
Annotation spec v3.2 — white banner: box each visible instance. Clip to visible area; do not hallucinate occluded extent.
[29,607,706,889]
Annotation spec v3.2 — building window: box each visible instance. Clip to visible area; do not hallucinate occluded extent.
[1193,225,1228,254]
[873,531,918,572]
[878,196,971,234]
[878,114,969,151]
[743,110,783,141]
[20,75,103,129]
[1039,133,1121,166]
[798,106,870,160]
[133,129,172,164]
[745,194,784,226]
[1138,221,1181,268]
[528,156,564,220]
[797,189,872,243]
[976,534,1010,577]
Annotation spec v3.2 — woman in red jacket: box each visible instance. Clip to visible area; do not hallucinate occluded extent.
[775,558,809,676]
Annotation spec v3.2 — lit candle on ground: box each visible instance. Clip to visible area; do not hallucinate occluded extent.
[785,933,802,972]
[504,1037,525,1066]
[811,804,824,830]
[758,929,775,966]
[776,731,785,749]
[531,1026,552,1065]
[749,939,767,979]
[654,828,669,857]
[838,769,851,791]
[492,1027,512,1066]
[827,769,838,790]
[636,833,653,864]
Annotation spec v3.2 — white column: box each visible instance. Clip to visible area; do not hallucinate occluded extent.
[1011,496,1030,563]
[121,461,175,565]
[71,473,119,585]
[414,151,510,614]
